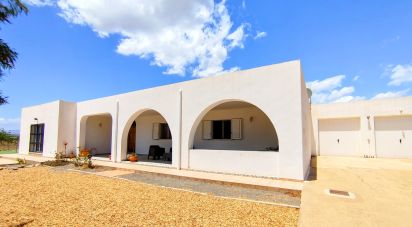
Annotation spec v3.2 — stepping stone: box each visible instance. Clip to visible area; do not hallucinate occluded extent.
[96,169,135,177]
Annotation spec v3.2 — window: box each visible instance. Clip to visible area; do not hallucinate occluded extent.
[29,124,44,152]
[203,119,242,140]
[153,123,172,140]
[212,120,231,139]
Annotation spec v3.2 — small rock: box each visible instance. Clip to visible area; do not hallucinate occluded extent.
[10,167,19,170]
[34,163,40,167]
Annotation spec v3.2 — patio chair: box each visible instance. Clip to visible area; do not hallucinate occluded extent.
[165,147,172,161]
[148,145,165,160]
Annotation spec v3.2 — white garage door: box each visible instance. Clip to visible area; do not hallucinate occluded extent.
[375,116,412,158]
[319,118,361,156]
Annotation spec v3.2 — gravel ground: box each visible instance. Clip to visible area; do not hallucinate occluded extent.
[0,167,299,226]
[118,172,301,207]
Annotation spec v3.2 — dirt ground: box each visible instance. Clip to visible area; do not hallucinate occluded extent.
[0,167,299,226]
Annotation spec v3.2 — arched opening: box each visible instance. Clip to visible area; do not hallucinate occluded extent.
[82,114,112,159]
[192,101,279,151]
[123,109,172,165]
[188,100,279,177]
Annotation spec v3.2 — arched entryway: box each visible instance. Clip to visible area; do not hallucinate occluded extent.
[191,101,279,150]
[80,114,113,159]
[122,109,173,165]
[188,100,279,177]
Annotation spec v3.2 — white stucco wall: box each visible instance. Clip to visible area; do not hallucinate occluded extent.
[19,101,76,158]
[311,97,412,158]
[57,101,77,155]
[189,149,279,178]
[134,113,172,155]
[193,106,278,150]
[300,71,314,178]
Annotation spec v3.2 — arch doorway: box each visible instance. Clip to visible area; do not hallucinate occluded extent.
[188,100,279,177]
[192,101,278,151]
[80,114,113,159]
[123,109,172,165]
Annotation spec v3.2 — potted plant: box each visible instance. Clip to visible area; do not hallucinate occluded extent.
[128,154,138,162]
[79,148,90,157]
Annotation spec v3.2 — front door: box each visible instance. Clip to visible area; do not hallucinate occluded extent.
[127,121,136,153]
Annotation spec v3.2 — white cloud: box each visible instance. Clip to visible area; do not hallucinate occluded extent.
[333,95,365,103]
[254,31,267,40]
[0,117,20,130]
[307,75,365,104]
[387,63,412,86]
[352,75,360,81]
[372,89,409,100]
[30,0,248,77]
[24,0,54,6]
[382,35,400,45]
[306,75,345,93]
[241,0,246,9]
[227,24,246,49]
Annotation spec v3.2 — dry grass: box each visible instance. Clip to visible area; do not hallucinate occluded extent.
[0,167,299,226]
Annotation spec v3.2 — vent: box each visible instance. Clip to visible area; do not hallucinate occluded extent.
[329,189,349,197]
[325,188,355,199]
[363,155,375,158]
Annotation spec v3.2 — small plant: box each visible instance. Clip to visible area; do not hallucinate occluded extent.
[17,158,26,165]
[55,150,65,160]
[72,147,94,169]
[68,152,75,159]
[73,155,81,167]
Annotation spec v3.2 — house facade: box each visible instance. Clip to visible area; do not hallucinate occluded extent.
[18,60,412,181]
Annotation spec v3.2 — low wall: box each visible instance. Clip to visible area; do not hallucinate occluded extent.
[189,149,278,178]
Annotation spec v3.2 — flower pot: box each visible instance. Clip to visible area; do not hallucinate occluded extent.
[128,155,138,162]
[80,149,90,157]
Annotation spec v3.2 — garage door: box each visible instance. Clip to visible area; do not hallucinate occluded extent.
[319,118,361,156]
[375,116,412,158]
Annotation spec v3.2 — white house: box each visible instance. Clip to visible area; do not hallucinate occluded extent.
[18,60,412,181]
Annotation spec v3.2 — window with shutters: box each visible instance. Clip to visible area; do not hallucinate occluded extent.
[203,119,242,140]
[153,123,171,140]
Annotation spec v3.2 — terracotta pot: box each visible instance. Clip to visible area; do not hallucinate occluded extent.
[80,149,89,157]
[128,155,138,162]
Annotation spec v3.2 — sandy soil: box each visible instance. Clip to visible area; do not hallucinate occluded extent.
[0,167,298,226]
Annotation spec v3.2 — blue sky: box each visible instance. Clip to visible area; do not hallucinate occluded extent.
[1,0,412,130]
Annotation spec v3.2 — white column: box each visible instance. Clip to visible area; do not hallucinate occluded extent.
[177,89,182,170]
[112,101,119,162]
